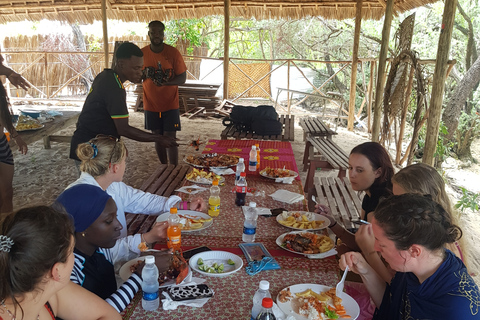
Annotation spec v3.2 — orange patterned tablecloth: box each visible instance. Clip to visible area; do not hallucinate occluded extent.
[122,140,340,320]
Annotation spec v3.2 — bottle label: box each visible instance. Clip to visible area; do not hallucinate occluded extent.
[143,290,159,301]
[209,204,220,211]
[236,186,246,193]
[249,160,257,167]
[243,226,256,235]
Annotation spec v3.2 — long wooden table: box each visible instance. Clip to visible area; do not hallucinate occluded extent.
[8,110,80,149]
[122,139,341,320]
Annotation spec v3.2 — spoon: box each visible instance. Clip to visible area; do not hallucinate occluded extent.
[336,265,349,297]
[311,195,318,205]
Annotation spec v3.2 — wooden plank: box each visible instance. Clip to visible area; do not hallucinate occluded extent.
[145,164,176,195]
[327,177,355,230]
[140,164,168,191]
[320,177,341,223]
[288,115,295,141]
[313,176,326,205]
[310,138,341,169]
[154,165,183,196]
[335,177,361,222]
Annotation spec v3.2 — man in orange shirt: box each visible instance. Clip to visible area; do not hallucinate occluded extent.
[142,21,187,165]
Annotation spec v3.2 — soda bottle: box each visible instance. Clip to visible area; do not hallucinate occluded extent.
[141,255,160,311]
[249,145,257,172]
[235,158,246,185]
[251,280,271,320]
[235,172,247,206]
[243,202,258,243]
[208,179,221,217]
[167,207,181,250]
[255,298,276,320]
[255,143,261,169]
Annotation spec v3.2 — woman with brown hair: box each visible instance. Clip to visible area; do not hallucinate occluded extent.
[0,52,29,214]
[0,206,121,319]
[355,163,466,283]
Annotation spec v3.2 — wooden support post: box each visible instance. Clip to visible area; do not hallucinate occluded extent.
[347,0,363,131]
[423,0,457,165]
[287,60,291,114]
[101,0,109,68]
[367,61,375,132]
[44,52,49,98]
[371,0,394,141]
[223,0,230,100]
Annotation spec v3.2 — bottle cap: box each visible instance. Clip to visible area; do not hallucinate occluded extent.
[145,255,155,264]
[170,207,178,214]
[249,202,257,208]
[212,180,219,186]
[261,297,273,308]
[259,280,270,290]
[239,158,244,163]
[255,143,259,148]
[240,172,246,177]
[251,145,256,150]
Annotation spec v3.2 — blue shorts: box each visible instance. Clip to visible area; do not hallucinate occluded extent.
[0,134,14,166]
[144,109,181,134]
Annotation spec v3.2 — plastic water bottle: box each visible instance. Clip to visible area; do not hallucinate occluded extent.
[243,202,258,243]
[167,207,181,250]
[255,143,261,169]
[235,158,246,184]
[256,298,276,320]
[249,145,257,171]
[141,255,159,311]
[235,172,247,206]
[208,179,221,217]
[251,280,271,320]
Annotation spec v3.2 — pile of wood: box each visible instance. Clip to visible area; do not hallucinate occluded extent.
[178,82,222,118]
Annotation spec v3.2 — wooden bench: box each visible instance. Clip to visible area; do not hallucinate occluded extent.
[125,164,191,236]
[309,176,362,231]
[299,116,337,141]
[303,136,349,191]
[220,114,295,141]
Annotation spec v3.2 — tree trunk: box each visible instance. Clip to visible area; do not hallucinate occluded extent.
[324,53,347,93]
[70,24,94,92]
[442,55,480,141]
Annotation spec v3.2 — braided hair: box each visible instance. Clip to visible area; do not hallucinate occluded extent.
[374,194,462,251]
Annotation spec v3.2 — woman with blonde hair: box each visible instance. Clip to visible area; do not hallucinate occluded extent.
[66,135,205,257]
[356,163,465,283]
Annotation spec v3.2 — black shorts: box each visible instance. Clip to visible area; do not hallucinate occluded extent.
[144,109,181,134]
[0,134,14,166]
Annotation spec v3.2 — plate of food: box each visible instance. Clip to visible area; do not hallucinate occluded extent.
[276,211,329,231]
[277,283,360,320]
[15,116,44,131]
[189,251,243,277]
[276,231,335,257]
[184,153,239,169]
[186,168,225,185]
[260,166,299,179]
[156,210,213,232]
[119,255,192,287]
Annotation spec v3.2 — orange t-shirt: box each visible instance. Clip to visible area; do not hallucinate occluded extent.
[141,44,187,113]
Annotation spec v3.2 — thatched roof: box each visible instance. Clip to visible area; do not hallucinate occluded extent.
[0,0,439,24]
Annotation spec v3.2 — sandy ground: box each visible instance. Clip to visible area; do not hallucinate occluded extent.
[10,103,480,285]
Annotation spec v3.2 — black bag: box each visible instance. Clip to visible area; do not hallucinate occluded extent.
[222,105,282,135]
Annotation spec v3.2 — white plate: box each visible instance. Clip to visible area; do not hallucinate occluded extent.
[156,210,213,233]
[183,153,239,169]
[189,251,243,277]
[186,175,225,185]
[276,211,329,231]
[260,168,299,180]
[119,256,193,286]
[276,231,336,258]
[276,283,360,320]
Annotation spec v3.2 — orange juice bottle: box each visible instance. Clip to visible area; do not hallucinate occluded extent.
[167,207,181,250]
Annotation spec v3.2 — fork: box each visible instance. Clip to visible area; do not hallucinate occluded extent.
[311,195,318,205]
[336,265,349,297]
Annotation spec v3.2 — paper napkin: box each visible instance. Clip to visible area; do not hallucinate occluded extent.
[275,177,295,184]
[306,248,338,259]
[210,167,235,175]
[175,185,207,194]
[241,206,272,216]
[161,277,210,310]
[269,190,305,204]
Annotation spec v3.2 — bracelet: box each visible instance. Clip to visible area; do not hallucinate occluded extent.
[183,201,188,210]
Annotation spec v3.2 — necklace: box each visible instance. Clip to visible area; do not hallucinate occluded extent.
[1,300,39,320]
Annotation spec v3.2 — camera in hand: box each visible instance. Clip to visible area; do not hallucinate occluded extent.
[143,62,172,86]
